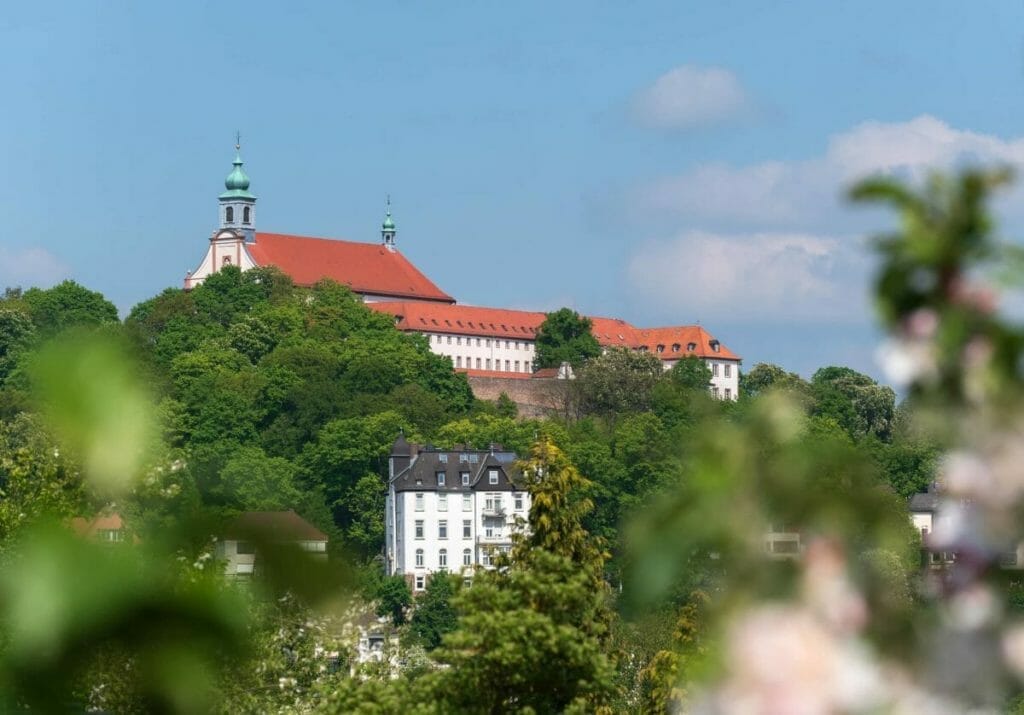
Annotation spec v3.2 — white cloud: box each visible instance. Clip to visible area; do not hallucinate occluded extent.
[624,115,1024,323]
[627,231,869,322]
[0,247,70,290]
[632,65,749,130]
[635,115,1024,229]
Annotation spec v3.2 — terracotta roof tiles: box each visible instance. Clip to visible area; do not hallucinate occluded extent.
[370,302,740,361]
[247,233,454,303]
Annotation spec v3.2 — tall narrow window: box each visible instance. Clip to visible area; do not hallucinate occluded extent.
[438,494,448,511]
[724,364,732,378]
[225,206,234,222]
[415,520,424,539]
[463,548,472,566]
[463,519,471,538]
[439,520,448,539]
[439,549,448,568]
[415,548,424,567]
[462,494,472,510]
[242,206,250,224]
[415,493,424,511]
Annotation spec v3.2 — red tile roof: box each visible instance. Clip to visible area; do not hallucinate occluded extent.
[370,302,740,361]
[70,513,125,537]
[369,302,546,340]
[247,233,454,303]
[632,325,740,361]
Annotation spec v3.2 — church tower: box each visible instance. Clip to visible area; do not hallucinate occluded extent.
[381,196,396,251]
[219,135,256,242]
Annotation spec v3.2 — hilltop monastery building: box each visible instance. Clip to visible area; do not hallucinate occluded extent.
[187,147,741,399]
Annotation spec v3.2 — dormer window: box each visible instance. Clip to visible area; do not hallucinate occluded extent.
[656,344,665,353]
[437,471,446,486]
[687,342,697,351]
[672,344,681,352]
[489,469,499,485]
[710,340,720,353]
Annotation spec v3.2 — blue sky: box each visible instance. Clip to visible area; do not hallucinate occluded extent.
[3,1,1024,380]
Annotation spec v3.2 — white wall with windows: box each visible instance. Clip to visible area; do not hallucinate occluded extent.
[386,465,531,591]
[422,332,537,374]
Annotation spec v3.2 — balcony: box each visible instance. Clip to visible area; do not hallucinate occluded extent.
[482,507,506,518]
[477,533,511,544]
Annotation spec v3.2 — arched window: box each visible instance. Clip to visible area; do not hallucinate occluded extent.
[439,548,447,568]
[415,548,424,567]
[463,548,472,566]
[222,256,232,266]
[243,206,250,224]
[225,206,234,223]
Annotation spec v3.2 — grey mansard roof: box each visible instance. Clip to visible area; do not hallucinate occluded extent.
[909,491,940,513]
[390,442,525,493]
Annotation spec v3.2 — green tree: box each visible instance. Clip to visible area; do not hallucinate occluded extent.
[375,575,413,625]
[21,281,118,337]
[409,573,458,650]
[427,439,617,713]
[495,392,518,418]
[219,445,302,511]
[345,473,386,559]
[666,355,712,391]
[739,362,811,398]
[811,366,896,441]
[0,414,85,548]
[573,347,664,420]
[0,309,35,384]
[534,308,601,369]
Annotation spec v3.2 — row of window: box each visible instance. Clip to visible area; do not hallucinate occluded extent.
[429,468,500,490]
[452,356,531,372]
[410,546,511,589]
[411,489,524,512]
[432,335,532,351]
[414,547,473,568]
[710,387,733,399]
[414,519,472,540]
[654,342,698,354]
[224,206,251,224]
[414,492,523,512]
[710,363,732,378]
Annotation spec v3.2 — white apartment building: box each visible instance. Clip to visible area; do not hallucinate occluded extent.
[385,435,531,590]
